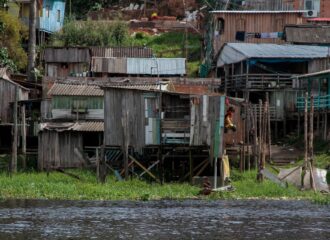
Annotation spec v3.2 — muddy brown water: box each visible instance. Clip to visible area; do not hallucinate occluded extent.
[0,199,329,240]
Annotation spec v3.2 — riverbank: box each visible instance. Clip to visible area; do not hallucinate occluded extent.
[0,170,328,204]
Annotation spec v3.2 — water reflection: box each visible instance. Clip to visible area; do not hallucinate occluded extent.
[0,199,329,239]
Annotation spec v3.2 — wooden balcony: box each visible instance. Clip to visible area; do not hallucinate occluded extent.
[223,74,296,90]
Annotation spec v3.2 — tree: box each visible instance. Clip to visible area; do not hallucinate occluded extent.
[27,0,37,82]
[0,10,27,71]
[70,0,120,19]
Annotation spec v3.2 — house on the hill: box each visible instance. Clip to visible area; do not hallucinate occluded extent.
[15,0,66,33]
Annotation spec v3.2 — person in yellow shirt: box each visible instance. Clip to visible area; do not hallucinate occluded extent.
[224,107,237,133]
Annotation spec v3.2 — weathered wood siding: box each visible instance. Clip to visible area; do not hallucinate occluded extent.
[0,79,29,123]
[308,58,330,73]
[104,88,146,152]
[44,47,90,63]
[38,131,84,169]
[190,96,220,146]
[212,12,303,55]
[46,63,89,77]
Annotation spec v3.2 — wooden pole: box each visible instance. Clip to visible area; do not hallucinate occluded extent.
[21,104,26,170]
[11,86,18,174]
[324,112,328,140]
[266,93,271,163]
[309,96,316,191]
[189,148,193,184]
[258,99,262,169]
[303,92,308,189]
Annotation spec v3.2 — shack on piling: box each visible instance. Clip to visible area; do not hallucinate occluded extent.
[102,83,226,182]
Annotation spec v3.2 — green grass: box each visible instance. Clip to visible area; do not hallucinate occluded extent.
[0,170,200,201]
[0,169,328,204]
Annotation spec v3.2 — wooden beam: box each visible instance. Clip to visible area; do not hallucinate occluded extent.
[128,155,159,182]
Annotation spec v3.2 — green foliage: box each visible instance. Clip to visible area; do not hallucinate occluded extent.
[0,169,328,204]
[69,0,120,19]
[0,47,16,72]
[0,10,27,71]
[51,20,129,47]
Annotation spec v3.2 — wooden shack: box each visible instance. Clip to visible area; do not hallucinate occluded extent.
[43,47,91,77]
[102,83,226,181]
[209,10,304,56]
[0,68,29,123]
[217,43,330,137]
[296,69,330,140]
[38,83,104,169]
[0,68,29,152]
[38,121,104,169]
[47,83,104,120]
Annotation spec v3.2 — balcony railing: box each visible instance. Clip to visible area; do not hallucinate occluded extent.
[296,95,330,111]
[223,74,296,90]
[251,104,283,121]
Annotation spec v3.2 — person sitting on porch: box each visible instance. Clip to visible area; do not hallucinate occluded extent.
[225,107,237,133]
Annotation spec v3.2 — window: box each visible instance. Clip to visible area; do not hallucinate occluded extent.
[72,98,87,113]
[57,10,60,22]
[46,6,50,18]
[305,0,313,10]
[215,18,225,35]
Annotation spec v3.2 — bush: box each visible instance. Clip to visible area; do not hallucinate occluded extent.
[52,20,129,47]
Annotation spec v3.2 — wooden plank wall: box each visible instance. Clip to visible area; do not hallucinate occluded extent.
[212,12,303,55]
[104,88,145,152]
[190,96,220,146]
[308,58,330,73]
[0,80,29,123]
[38,131,84,170]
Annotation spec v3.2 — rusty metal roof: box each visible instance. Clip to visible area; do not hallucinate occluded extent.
[91,47,153,58]
[39,121,104,132]
[48,83,103,96]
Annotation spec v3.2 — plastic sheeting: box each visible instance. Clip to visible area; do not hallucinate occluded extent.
[278,167,329,192]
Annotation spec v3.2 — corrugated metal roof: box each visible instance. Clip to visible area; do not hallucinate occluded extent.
[217,43,330,67]
[210,10,306,14]
[103,83,169,91]
[39,122,104,132]
[71,121,104,132]
[91,47,153,58]
[91,57,127,73]
[127,58,186,75]
[48,83,103,96]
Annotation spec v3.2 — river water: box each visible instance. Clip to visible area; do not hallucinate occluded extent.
[0,199,329,240]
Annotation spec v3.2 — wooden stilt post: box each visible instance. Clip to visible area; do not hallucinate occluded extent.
[189,148,193,184]
[21,104,26,170]
[303,92,308,189]
[247,104,251,171]
[267,93,271,163]
[309,96,316,192]
[324,112,328,140]
[11,86,18,174]
[258,99,262,168]
[297,111,301,137]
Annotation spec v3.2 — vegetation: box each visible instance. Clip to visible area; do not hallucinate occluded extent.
[52,24,202,76]
[0,169,328,204]
[0,10,27,71]
[51,20,129,47]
